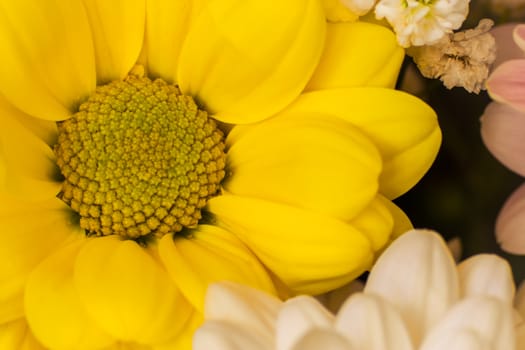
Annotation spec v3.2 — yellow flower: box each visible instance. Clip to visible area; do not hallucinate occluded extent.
[0,0,440,349]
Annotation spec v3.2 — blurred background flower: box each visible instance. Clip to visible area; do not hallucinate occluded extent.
[393,0,525,282]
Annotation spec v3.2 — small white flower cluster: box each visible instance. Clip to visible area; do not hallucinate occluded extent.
[374,0,470,47]
[337,0,470,48]
[337,0,495,94]
[408,19,497,93]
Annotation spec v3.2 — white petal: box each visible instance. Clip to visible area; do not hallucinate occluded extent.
[516,323,525,349]
[204,282,281,340]
[364,229,459,345]
[447,237,462,263]
[420,297,515,350]
[276,296,334,350]
[515,280,525,318]
[335,293,414,350]
[193,321,271,350]
[290,329,354,350]
[420,329,489,350]
[316,280,364,314]
[457,254,515,304]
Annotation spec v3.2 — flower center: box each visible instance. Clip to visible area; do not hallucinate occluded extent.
[54,68,226,239]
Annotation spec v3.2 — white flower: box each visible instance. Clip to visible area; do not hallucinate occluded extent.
[374,0,470,47]
[194,230,519,350]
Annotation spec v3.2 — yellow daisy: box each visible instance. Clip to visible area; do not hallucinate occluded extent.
[0,0,440,349]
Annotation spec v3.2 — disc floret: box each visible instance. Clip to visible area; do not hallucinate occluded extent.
[54,72,226,239]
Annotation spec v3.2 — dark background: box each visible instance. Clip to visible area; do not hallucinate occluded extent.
[394,1,525,282]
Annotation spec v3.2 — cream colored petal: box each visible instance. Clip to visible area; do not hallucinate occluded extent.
[457,254,515,305]
[290,329,353,350]
[0,98,61,201]
[73,236,192,345]
[203,282,281,341]
[207,194,374,295]
[24,239,115,350]
[274,88,440,199]
[143,0,191,82]
[0,0,96,120]
[0,198,79,324]
[515,280,525,318]
[225,114,381,222]
[80,0,145,83]
[306,22,403,91]
[420,297,515,350]
[420,329,488,350]
[194,321,271,350]
[276,296,334,350]
[364,230,459,345]
[447,237,463,263]
[158,225,276,313]
[177,0,325,124]
[335,293,414,350]
[517,323,525,350]
[315,280,364,314]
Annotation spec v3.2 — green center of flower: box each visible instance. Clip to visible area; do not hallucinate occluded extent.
[54,69,226,239]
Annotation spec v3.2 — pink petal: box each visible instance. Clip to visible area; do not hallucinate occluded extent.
[486,59,525,113]
[491,23,525,69]
[513,24,525,53]
[496,182,525,254]
[480,102,525,176]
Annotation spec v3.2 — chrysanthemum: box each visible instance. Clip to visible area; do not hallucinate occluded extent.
[196,230,519,350]
[0,0,440,348]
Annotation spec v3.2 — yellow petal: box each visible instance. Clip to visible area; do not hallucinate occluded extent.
[321,0,359,22]
[0,96,57,147]
[0,197,78,324]
[0,319,46,350]
[142,0,191,82]
[0,99,61,201]
[348,196,393,252]
[0,0,96,120]
[225,114,381,221]
[24,239,114,350]
[101,341,151,350]
[306,22,404,91]
[378,195,413,239]
[177,0,325,124]
[81,0,145,83]
[158,225,276,313]
[153,312,203,350]
[207,194,374,295]
[278,88,441,199]
[73,236,193,345]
